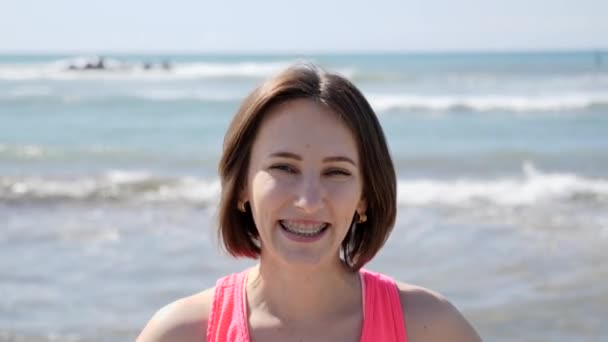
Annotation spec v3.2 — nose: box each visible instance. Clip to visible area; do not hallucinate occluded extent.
[294,174,324,214]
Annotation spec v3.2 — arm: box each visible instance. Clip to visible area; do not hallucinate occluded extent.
[136,287,214,342]
[398,283,482,342]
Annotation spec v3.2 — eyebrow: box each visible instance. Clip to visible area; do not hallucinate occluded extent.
[268,151,357,166]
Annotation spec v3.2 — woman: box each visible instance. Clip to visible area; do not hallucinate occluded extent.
[137,64,481,341]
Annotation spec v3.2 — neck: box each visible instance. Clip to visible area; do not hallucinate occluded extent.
[246,256,362,323]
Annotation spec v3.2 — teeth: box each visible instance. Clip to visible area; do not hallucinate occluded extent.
[280,220,328,236]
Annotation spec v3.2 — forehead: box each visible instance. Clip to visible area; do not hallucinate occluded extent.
[251,98,359,160]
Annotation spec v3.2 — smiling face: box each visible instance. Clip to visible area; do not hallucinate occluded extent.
[242,98,367,268]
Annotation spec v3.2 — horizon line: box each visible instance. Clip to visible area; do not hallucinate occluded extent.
[1,47,607,56]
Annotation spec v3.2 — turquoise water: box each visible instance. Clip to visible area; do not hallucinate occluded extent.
[1,52,608,341]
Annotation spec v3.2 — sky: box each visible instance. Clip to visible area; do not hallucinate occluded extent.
[1,0,607,53]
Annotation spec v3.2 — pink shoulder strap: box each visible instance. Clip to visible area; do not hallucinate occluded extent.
[360,269,408,342]
[206,268,406,342]
[206,270,250,342]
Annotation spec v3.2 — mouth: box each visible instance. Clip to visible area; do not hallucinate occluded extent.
[279,219,330,237]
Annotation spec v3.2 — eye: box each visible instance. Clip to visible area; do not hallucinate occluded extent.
[270,164,297,174]
[324,168,351,177]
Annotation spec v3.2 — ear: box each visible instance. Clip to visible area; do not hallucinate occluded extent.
[238,182,249,204]
[356,197,367,215]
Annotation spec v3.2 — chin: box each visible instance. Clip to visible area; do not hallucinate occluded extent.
[271,246,341,270]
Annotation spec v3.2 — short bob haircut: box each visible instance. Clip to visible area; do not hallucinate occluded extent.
[218,64,396,271]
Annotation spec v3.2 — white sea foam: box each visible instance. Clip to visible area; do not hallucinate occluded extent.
[397,162,608,206]
[0,60,294,81]
[0,144,47,158]
[172,61,290,78]
[0,89,243,103]
[2,164,607,206]
[370,93,608,112]
[1,85,53,99]
[4,85,607,113]
[0,171,221,204]
[130,88,243,102]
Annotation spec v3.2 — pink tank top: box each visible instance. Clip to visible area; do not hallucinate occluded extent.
[206,268,407,342]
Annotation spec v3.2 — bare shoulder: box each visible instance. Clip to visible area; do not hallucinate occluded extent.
[136,287,215,342]
[396,282,482,342]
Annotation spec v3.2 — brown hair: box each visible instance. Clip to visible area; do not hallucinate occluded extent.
[217,64,396,271]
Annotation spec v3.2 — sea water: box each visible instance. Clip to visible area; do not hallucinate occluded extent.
[1,52,607,341]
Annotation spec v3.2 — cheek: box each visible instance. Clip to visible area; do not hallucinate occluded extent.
[250,172,291,219]
[325,181,363,211]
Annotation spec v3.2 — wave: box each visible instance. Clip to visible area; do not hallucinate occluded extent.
[369,93,608,113]
[3,88,608,113]
[0,144,49,158]
[0,145,221,167]
[0,89,243,105]
[0,59,294,81]
[0,144,146,160]
[397,163,608,206]
[0,170,221,204]
[2,164,607,206]
[1,92,240,104]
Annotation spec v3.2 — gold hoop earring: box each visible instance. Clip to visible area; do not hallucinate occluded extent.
[237,201,247,212]
[357,212,367,223]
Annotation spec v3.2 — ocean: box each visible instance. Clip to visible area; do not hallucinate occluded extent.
[1,52,607,341]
